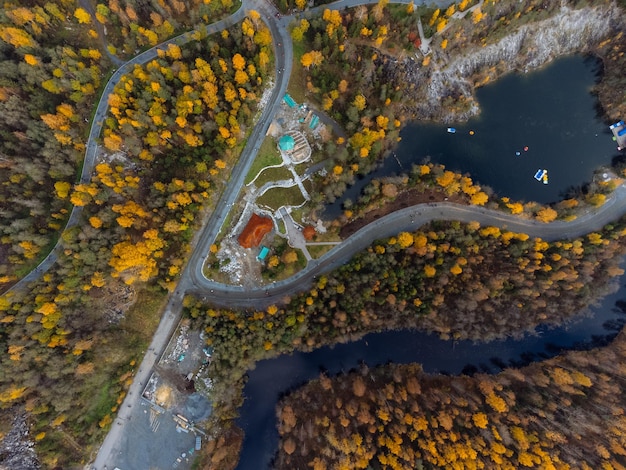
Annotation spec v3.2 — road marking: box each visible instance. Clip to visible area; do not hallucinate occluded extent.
[149,408,161,432]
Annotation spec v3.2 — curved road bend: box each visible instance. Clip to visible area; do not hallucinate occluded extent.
[5,0,451,297]
[92,0,450,461]
[178,0,292,287]
[4,4,248,296]
[187,184,626,308]
[181,0,458,295]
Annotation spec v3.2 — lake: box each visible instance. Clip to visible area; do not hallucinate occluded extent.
[324,55,620,220]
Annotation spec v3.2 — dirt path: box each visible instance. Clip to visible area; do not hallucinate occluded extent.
[77,0,124,67]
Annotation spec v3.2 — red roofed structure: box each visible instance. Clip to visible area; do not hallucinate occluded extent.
[238,214,273,248]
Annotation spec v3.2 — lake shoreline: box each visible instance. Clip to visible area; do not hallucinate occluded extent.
[325,55,621,221]
[236,264,626,469]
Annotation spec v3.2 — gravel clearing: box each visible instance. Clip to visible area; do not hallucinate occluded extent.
[0,412,39,470]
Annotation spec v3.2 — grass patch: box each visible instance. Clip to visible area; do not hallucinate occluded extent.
[80,287,166,428]
[295,248,307,270]
[305,228,342,259]
[83,382,114,426]
[276,218,286,234]
[245,137,283,184]
[287,40,308,104]
[279,248,308,279]
[119,285,168,342]
[307,244,335,259]
[315,229,341,243]
[303,179,313,195]
[289,207,304,224]
[262,244,308,282]
[256,185,306,210]
[217,207,234,238]
[218,209,234,238]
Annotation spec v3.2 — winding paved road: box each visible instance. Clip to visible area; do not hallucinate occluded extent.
[3,0,623,467]
[186,184,626,308]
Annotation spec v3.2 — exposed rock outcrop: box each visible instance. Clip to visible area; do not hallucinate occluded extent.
[0,413,39,470]
[402,3,623,122]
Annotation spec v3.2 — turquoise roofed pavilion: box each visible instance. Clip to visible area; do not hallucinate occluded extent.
[278,134,295,151]
[276,130,312,164]
[283,94,297,108]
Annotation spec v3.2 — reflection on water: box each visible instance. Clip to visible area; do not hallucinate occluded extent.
[324,55,619,220]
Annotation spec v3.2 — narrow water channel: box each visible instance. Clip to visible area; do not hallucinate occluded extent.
[236,273,626,469]
[324,55,620,220]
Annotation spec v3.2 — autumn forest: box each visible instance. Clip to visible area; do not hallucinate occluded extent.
[1,0,626,468]
[0,0,273,465]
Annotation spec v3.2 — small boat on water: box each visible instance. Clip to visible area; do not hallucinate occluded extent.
[534,169,548,184]
[447,127,456,133]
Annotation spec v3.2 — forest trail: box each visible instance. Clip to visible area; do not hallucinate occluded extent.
[77,0,125,67]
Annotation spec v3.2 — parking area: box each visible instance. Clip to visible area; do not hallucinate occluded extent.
[107,400,198,470]
[107,321,211,470]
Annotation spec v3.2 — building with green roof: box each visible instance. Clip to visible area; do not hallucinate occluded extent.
[278,135,295,151]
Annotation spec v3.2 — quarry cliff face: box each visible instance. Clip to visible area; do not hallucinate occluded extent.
[406,3,623,123]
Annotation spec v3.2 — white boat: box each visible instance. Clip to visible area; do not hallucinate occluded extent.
[447,127,456,133]
[534,169,548,184]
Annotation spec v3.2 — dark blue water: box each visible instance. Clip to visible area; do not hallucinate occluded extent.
[324,55,620,220]
[236,274,626,470]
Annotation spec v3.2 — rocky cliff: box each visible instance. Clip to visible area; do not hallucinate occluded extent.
[403,2,624,122]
